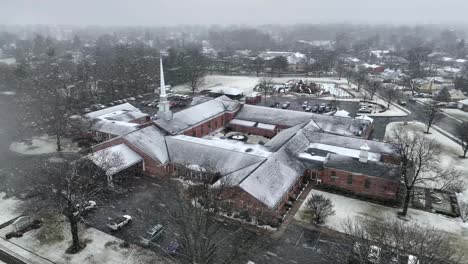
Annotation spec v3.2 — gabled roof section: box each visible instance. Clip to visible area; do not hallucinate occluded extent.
[235,104,368,137]
[90,119,140,136]
[88,144,143,176]
[166,135,268,175]
[123,126,169,164]
[85,103,141,119]
[212,161,265,188]
[154,96,241,134]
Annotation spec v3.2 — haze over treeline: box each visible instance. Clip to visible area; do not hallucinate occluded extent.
[1,0,468,26]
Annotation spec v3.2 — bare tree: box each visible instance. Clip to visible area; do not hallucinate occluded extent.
[366,80,380,101]
[337,217,463,264]
[456,122,468,158]
[421,101,442,134]
[162,179,257,264]
[29,158,108,253]
[258,77,275,106]
[185,48,207,94]
[382,84,399,109]
[389,127,462,217]
[304,194,335,224]
[354,68,367,92]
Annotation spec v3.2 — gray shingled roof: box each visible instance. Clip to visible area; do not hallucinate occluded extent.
[235,104,368,137]
[155,96,240,134]
[324,154,400,180]
[123,126,169,164]
[166,136,268,175]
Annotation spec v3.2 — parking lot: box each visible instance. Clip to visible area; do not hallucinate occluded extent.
[260,95,360,117]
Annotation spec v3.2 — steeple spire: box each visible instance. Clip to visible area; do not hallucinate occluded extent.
[160,57,166,97]
[157,54,172,121]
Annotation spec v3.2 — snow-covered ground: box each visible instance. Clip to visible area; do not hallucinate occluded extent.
[0,193,22,225]
[0,217,170,264]
[9,135,80,155]
[385,121,468,203]
[359,95,409,117]
[442,108,468,122]
[295,190,468,252]
[172,75,350,97]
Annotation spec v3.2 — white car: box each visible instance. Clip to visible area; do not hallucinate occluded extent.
[73,201,97,216]
[107,215,132,231]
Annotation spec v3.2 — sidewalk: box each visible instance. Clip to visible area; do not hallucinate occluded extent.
[0,238,55,264]
[271,183,314,240]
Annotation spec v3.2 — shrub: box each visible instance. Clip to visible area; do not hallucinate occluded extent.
[305,194,335,224]
[460,202,468,223]
[239,210,249,220]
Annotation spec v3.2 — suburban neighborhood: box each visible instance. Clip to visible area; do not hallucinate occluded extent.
[1,2,468,264]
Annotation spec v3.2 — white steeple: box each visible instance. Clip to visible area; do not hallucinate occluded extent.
[157,55,172,121]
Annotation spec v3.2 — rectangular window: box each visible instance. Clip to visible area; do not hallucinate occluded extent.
[347,174,353,186]
[330,171,337,183]
[364,179,371,189]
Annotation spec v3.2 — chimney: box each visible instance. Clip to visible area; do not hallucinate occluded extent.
[359,143,370,163]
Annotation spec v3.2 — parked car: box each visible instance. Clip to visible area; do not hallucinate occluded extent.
[305,106,312,112]
[83,108,91,113]
[140,224,164,246]
[107,215,132,231]
[409,98,417,102]
[311,104,319,112]
[166,241,179,255]
[318,103,326,113]
[127,97,136,101]
[358,107,372,113]
[447,102,458,108]
[281,102,290,109]
[137,95,144,99]
[302,103,308,109]
[398,100,407,106]
[269,102,280,108]
[73,200,97,216]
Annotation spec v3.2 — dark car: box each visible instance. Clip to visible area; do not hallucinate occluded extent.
[305,106,312,112]
[311,105,319,112]
[318,103,326,113]
[270,102,280,108]
[281,102,290,109]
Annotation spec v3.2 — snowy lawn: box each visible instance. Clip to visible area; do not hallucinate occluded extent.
[385,121,468,202]
[9,134,80,155]
[0,215,170,264]
[295,190,468,254]
[0,193,22,225]
[172,75,350,96]
[441,108,468,122]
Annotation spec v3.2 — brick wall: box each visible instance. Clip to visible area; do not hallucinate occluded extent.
[319,168,399,200]
[228,124,276,138]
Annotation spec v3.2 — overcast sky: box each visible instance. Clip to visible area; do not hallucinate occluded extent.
[1,0,468,26]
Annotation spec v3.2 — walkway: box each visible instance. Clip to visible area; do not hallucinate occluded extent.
[271,182,315,240]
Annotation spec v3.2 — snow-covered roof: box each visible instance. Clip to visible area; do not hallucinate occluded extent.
[155,96,240,134]
[239,131,309,208]
[99,110,148,122]
[90,119,140,136]
[85,103,141,119]
[302,130,394,155]
[209,87,243,96]
[230,119,256,127]
[324,154,399,180]
[306,143,381,161]
[212,161,264,188]
[458,99,468,105]
[88,144,143,176]
[235,104,367,137]
[123,126,169,164]
[257,123,276,131]
[264,122,311,152]
[355,115,374,123]
[334,110,350,118]
[166,135,268,175]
